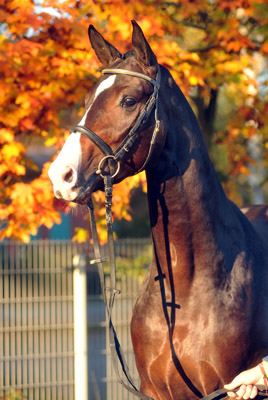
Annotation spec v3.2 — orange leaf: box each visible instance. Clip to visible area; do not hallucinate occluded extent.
[20,118,33,130]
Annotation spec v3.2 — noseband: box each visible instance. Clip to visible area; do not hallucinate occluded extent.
[71,65,161,178]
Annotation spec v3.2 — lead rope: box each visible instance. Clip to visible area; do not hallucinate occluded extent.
[87,176,154,400]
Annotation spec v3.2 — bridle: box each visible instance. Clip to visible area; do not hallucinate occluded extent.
[71,67,268,400]
[71,66,161,400]
[71,65,161,180]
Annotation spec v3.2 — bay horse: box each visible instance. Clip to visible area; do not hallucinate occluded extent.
[48,21,268,400]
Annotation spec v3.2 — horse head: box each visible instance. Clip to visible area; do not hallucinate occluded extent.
[48,21,165,204]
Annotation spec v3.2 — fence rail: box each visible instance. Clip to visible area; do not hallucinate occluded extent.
[0,238,151,400]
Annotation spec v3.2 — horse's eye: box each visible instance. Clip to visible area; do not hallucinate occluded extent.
[121,97,137,108]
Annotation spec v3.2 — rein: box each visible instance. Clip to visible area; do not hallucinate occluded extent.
[87,184,268,400]
[202,386,268,400]
[87,180,153,400]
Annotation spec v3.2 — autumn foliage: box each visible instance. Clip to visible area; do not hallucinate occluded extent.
[0,0,268,241]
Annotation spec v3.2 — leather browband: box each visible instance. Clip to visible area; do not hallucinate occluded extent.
[102,68,160,89]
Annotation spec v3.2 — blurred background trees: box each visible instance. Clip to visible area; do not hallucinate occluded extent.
[1,0,268,241]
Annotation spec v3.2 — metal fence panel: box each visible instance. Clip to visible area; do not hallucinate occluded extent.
[87,238,152,400]
[0,239,151,400]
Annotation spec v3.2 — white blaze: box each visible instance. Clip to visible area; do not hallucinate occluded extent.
[79,75,116,126]
[48,74,116,201]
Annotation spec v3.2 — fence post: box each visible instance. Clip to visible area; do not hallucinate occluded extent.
[73,254,88,400]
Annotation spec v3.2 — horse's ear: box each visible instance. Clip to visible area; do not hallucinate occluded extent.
[131,20,157,67]
[88,25,121,66]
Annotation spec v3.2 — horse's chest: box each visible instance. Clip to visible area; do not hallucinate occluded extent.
[131,286,212,359]
[131,283,247,366]
[131,275,261,400]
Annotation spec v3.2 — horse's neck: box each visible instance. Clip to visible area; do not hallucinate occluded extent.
[145,78,243,290]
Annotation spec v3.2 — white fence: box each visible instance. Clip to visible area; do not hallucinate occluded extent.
[0,239,151,400]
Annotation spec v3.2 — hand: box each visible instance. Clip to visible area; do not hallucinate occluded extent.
[224,366,263,399]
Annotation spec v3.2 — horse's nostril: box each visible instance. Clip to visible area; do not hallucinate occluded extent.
[55,190,62,198]
[63,167,74,183]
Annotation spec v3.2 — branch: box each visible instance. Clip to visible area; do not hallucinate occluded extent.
[178,20,207,30]
[189,44,218,53]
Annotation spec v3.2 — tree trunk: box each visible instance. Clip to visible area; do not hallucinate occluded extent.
[193,88,218,150]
